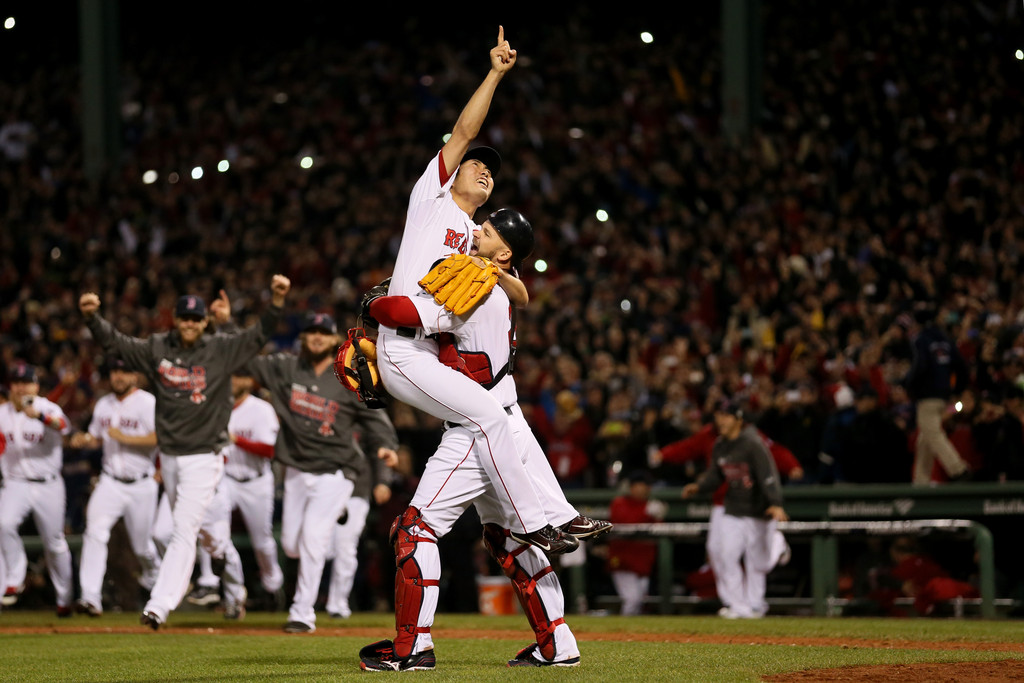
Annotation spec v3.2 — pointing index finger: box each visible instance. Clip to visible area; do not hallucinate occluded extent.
[497,25,504,46]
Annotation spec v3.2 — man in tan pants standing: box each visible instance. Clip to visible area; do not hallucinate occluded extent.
[902,306,972,484]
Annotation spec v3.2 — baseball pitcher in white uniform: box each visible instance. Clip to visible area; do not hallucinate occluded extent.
[70,356,161,616]
[360,211,610,671]
[375,27,574,554]
[0,363,74,615]
[190,371,283,617]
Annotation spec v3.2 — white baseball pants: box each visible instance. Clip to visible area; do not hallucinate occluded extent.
[197,481,246,609]
[281,466,353,627]
[142,452,223,621]
[712,512,776,617]
[79,474,161,609]
[326,495,370,618]
[611,571,649,616]
[378,336,547,534]
[0,477,73,607]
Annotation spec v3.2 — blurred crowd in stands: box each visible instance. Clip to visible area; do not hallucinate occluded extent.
[2,0,1024,511]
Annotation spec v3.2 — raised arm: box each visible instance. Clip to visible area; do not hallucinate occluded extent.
[79,292,152,373]
[222,274,291,374]
[439,26,517,174]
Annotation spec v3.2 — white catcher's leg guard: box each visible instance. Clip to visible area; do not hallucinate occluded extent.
[483,524,579,663]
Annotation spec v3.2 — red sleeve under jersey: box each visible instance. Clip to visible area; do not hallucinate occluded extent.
[233,436,274,459]
[370,296,422,328]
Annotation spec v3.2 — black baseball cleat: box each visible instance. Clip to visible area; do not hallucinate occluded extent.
[283,620,315,634]
[186,585,221,606]
[507,643,580,667]
[359,639,436,672]
[509,525,580,555]
[139,610,162,630]
[75,599,102,617]
[560,515,613,540]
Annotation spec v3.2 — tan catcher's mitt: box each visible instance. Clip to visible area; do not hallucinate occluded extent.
[334,328,387,409]
[418,253,500,316]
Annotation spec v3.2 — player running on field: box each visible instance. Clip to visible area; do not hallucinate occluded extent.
[189,368,284,619]
[246,311,399,635]
[79,274,290,630]
[71,355,161,617]
[0,362,73,616]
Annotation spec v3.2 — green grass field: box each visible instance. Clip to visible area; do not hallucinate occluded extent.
[0,611,1021,682]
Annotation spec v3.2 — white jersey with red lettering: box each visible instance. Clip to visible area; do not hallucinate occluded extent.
[0,397,74,609]
[88,389,158,478]
[385,152,473,300]
[0,397,70,480]
[78,388,161,613]
[377,151,548,535]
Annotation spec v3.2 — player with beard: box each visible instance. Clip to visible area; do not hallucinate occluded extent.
[245,312,399,634]
[70,356,161,616]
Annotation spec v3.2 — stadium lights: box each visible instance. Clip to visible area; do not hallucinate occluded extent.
[217,160,230,173]
[641,32,654,44]
[168,172,180,184]
[300,156,314,169]
[191,167,203,180]
[534,259,548,273]
[1016,49,1023,61]
[4,17,14,30]
[596,209,609,222]
[142,170,158,185]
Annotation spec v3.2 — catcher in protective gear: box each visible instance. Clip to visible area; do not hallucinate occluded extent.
[334,328,388,409]
[418,208,532,316]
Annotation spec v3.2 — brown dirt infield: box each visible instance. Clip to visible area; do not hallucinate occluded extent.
[2,625,1020,680]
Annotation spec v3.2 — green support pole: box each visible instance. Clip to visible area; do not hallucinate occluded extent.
[811,534,839,616]
[568,563,586,614]
[659,537,674,614]
[972,522,996,619]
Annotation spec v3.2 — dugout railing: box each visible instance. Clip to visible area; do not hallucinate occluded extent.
[594,518,996,617]
[564,481,1024,618]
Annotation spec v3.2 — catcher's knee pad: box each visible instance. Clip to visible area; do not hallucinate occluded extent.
[482,523,564,661]
[391,507,439,659]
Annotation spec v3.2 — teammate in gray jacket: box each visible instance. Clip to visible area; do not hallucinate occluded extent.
[246,311,399,633]
[78,274,290,629]
[684,398,788,618]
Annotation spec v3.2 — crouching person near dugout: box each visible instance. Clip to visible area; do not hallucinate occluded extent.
[682,398,789,619]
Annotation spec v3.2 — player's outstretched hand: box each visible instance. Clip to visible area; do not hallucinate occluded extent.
[210,289,231,325]
[373,483,393,505]
[79,292,101,317]
[377,447,399,469]
[490,26,517,74]
[270,274,291,306]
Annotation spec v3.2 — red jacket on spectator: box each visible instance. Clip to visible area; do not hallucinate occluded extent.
[659,423,802,503]
[607,494,658,576]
